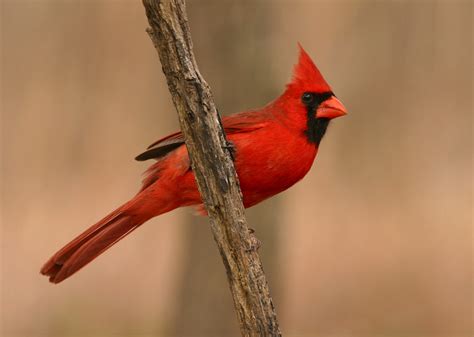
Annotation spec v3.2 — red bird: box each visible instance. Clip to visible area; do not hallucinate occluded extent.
[41,45,347,283]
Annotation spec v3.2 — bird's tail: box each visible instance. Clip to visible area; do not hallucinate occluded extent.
[40,196,157,284]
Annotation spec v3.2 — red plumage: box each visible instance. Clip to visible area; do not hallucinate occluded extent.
[40,45,347,283]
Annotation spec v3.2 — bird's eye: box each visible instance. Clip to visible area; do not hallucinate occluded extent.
[301,92,315,105]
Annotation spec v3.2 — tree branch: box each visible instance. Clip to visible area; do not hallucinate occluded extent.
[142,0,281,336]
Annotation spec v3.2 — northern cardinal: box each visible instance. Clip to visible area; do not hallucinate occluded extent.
[41,45,347,283]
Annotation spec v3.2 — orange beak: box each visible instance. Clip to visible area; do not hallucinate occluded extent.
[316,96,347,119]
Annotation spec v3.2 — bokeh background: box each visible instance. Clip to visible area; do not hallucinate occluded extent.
[1,1,472,337]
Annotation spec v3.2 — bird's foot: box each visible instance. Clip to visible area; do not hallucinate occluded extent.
[246,227,261,252]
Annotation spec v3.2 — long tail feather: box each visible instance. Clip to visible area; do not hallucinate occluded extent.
[40,205,148,284]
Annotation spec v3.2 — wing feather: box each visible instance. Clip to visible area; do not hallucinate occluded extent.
[135,110,271,162]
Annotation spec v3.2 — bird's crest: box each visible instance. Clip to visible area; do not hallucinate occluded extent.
[287,43,332,94]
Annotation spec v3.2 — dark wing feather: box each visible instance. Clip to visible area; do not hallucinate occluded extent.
[135,142,183,161]
[135,132,185,162]
[135,110,271,161]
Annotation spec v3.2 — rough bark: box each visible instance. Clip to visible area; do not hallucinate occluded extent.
[141,1,282,336]
[170,2,281,335]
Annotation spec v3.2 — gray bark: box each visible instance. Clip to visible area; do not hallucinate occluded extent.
[142,1,282,336]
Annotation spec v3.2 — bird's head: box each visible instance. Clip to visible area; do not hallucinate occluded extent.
[280,44,347,144]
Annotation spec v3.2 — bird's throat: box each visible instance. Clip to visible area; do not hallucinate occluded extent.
[305,114,330,145]
[302,92,333,145]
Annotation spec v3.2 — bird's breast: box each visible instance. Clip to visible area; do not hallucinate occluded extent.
[231,126,317,207]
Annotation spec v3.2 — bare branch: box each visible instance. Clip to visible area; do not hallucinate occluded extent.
[142,0,282,336]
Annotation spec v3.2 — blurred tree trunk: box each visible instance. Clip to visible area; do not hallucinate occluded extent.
[166,2,281,336]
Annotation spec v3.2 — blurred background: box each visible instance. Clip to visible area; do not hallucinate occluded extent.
[1,1,472,337]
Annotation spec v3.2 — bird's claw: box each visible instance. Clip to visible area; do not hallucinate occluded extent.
[222,140,236,161]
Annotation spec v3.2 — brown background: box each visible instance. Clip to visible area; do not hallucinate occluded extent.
[1,1,472,337]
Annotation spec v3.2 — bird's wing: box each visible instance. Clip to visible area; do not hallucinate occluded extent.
[135,134,184,161]
[135,110,271,162]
